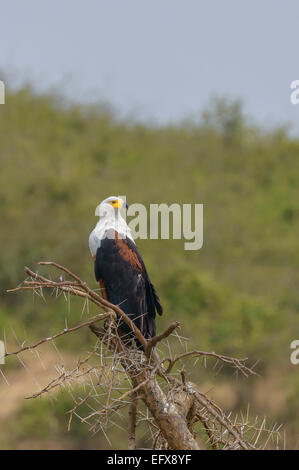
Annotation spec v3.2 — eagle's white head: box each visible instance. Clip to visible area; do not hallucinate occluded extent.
[95,196,128,218]
[89,196,133,256]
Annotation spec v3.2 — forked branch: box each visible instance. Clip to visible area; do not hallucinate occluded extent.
[5,262,280,450]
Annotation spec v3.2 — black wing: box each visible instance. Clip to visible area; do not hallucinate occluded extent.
[94,230,162,341]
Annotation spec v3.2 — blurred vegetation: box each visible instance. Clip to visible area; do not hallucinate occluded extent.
[0,87,299,448]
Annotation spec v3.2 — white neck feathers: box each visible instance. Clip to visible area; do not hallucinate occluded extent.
[89,212,134,256]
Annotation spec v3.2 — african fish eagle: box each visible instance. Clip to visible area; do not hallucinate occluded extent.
[89,196,163,342]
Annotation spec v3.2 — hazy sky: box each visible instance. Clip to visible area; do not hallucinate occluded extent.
[1,1,299,129]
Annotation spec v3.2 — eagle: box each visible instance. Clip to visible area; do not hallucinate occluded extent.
[89,196,163,343]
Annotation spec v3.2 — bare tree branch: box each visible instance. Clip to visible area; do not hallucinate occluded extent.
[128,391,137,450]
[5,262,282,450]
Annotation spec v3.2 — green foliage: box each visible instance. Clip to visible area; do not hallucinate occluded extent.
[0,88,299,448]
[5,389,101,449]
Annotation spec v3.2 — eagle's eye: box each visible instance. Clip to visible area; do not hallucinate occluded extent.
[111,200,117,205]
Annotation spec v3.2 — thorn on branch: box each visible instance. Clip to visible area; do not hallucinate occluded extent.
[145,321,181,356]
[5,261,279,451]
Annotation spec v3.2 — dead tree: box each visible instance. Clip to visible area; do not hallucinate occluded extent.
[4,262,282,450]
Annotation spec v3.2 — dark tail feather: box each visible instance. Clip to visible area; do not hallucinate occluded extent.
[150,282,163,316]
[143,313,156,339]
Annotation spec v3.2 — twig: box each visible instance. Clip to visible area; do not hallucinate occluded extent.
[5,313,111,358]
[145,322,180,355]
[166,350,257,377]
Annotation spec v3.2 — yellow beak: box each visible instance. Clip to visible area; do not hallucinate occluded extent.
[114,199,122,209]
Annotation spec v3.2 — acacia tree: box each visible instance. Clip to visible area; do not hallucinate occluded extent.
[5,262,282,450]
